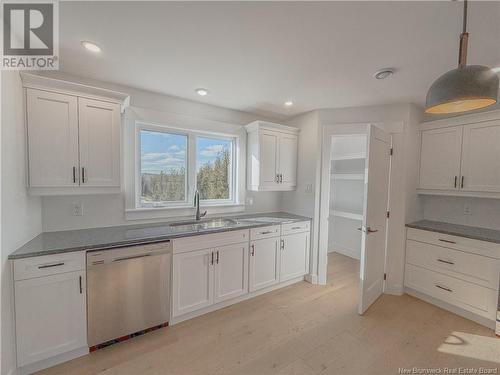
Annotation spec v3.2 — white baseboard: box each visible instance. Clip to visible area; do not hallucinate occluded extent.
[330,246,360,260]
[384,284,404,296]
[6,366,20,375]
[405,287,495,330]
[19,346,89,375]
[305,273,318,284]
[171,276,306,325]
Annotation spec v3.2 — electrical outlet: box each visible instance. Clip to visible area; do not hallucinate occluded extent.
[72,202,84,216]
[305,183,313,194]
[246,196,254,205]
[463,203,472,215]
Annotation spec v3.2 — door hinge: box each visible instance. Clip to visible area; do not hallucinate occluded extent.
[386,211,390,218]
[389,148,393,156]
[383,273,387,281]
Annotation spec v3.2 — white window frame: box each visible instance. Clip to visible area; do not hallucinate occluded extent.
[135,121,238,209]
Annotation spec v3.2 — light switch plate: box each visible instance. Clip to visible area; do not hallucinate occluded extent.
[72,202,84,216]
[463,203,472,215]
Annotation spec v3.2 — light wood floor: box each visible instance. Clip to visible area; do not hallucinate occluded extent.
[39,253,499,375]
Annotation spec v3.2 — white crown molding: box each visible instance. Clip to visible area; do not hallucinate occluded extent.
[420,109,500,130]
[20,72,130,112]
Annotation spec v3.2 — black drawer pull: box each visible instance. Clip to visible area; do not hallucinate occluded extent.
[435,284,453,293]
[38,262,65,269]
[438,239,456,244]
[291,226,302,230]
[259,231,273,235]
[437,258,455,265]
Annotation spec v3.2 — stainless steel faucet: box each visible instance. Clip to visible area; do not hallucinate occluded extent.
[194,190,207,221]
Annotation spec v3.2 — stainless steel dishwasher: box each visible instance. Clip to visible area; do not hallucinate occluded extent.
[87,241,171,347]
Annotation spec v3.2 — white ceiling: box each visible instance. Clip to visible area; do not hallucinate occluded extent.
[59,1,500,119]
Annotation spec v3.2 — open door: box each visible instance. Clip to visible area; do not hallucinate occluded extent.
[358,124,391,315]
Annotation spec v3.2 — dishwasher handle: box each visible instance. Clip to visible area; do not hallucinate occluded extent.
[113,254,152,263]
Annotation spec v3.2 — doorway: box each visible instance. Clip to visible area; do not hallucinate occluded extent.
[319,124,392,314]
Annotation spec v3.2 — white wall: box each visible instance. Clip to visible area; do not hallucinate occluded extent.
[284,103,424,292]
[422,196,500,230]
[1,72,43,375]
[37,72,282,232]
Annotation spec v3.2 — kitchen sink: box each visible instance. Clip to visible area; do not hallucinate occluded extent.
[169,218,237,230]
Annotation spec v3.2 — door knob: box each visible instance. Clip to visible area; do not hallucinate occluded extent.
[357,226,378,234]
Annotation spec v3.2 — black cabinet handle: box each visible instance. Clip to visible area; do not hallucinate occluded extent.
[454,176,457,188]
[38,262,64,269]
[79,276,83,294]
[216,250,219,264]
[73,167,77,183]
[461,176,464,189]
[251,244,255,256]
[81,167,86,183]
[438,239,456,244]
[437,258,455,265]
[211,252,214,265]
[435,284,452,293]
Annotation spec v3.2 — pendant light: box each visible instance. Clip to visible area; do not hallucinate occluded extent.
[425,0,499,114]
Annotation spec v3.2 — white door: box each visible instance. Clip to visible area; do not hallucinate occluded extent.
[249,237,280,292]
[172,249,214,317]
[214,243,249,304]
[419,127,463,190]
[358,125,391,314]
[278,134,298,188]
[259,131,279,188]
[460,120,500,192]
[26,89,79,187]
[78,98,121,187]
[280,232,309,282]
[15,271,87,366]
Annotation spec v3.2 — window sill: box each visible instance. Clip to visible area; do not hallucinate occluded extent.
[125,203,245,221]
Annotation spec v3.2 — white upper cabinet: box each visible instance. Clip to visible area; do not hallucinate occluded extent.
[78,98,121,187]
[21,73,129,195]
[460,120,500,192]
[246,121,299,191]
[27,89,80,188]
[418,112,500,197]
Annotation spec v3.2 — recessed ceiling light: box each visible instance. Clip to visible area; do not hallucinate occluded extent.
[373,68,394,80]
[284,101,293,107]
[81,41,101,53]
[195,88,209,96]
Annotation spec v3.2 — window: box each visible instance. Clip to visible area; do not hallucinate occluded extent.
[140,130,188,207]
[196,137,233,201]
[137,125,236,208]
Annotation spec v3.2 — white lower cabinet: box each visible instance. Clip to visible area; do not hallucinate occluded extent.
[172,222,311,321]
[249,237,280,292]
[405,228,500,326]
[214,243,249,303]
[280,232,310,282]
[15,268,87,367]
[172,248,214,317]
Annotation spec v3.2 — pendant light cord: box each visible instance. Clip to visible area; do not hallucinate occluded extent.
[462,0,468,34]
[458,0,469,67]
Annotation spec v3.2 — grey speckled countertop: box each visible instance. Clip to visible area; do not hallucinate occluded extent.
[9,212,311,260]
[406,220,500,244]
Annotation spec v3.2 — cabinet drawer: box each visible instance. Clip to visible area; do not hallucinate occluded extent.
[405,264,497,320]
[250,225,280,240]
[407,228,500,259]
[406,240,500,290]
[282,221,310,235]
[14,252,85,281]
[173,230,249,254]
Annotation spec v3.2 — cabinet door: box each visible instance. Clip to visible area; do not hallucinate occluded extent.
[259,131,279,188]
[278,133,298,188]
[280,232,309,282]
[460,120,500,192]
[419,127,463,190]
[15,271,86,366]
[249,238,280,292]
[78,98,121,187]
[172,249,214,317]
[26,89,79,187]
[214,243,248,304]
